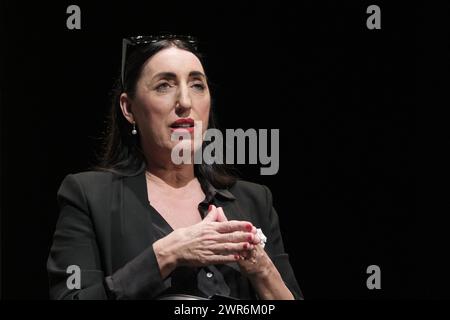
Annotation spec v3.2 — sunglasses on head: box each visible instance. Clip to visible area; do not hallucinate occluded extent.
[121,34,199,87]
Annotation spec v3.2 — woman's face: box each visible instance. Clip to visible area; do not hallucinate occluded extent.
[121,46,211,160]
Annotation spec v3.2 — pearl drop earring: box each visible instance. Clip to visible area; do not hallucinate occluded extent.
[131,122,137,135]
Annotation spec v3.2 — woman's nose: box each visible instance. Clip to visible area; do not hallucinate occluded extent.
[175,84,192,115]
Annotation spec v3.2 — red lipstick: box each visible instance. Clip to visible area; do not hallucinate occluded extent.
[170,118,195,133]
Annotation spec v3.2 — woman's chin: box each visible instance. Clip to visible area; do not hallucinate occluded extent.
[168,139,203,164]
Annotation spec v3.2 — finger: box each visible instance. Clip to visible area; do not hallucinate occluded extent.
[214,231,255,244]
[208,254,241,264]
[209,242,254,255]
[251,234,261,245]
[239,247,257,261]
[203,205,219,222]
[214,220,254,234]
[238,250,251,259]
[217,207,228,222]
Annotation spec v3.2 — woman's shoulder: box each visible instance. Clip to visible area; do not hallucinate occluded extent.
[61,170,116,184]
[58,170,124,194]
[230,179,267,192]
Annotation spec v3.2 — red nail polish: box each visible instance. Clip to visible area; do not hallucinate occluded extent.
[208,204,212,212]
[247,234,253,242]
[243,243,248,249]
[246,224,252,232]
[234,255,239,260]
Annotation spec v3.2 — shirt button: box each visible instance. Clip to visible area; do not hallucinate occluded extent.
[206,272,214,278]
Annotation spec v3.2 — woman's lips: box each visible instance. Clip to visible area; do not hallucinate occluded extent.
[170,126,195,133]
[170,118,195,133]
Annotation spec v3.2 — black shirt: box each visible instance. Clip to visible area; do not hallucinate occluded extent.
[148,181,258,299]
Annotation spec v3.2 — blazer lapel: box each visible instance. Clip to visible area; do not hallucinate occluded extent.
[110,171,155,269]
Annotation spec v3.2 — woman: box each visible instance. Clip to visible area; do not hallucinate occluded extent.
[47,35,302,300]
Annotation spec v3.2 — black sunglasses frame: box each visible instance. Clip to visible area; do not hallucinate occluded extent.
[120,34,199,87]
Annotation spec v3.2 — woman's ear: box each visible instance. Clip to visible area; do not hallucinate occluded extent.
[119,93,134,124]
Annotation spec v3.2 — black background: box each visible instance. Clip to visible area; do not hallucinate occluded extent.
[1,0,428,299]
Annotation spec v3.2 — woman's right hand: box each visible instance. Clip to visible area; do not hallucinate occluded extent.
[153,205,257,278]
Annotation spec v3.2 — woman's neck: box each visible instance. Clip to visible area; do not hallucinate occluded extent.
[142,139,197,188]
[145,160,196,189]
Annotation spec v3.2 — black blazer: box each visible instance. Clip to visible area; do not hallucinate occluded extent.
[47,170,302,299]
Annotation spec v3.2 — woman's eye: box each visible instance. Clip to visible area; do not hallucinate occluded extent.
[156,83,171,92]
[192,83,205,91]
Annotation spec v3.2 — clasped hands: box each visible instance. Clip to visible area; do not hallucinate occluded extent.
[153,204,271,278]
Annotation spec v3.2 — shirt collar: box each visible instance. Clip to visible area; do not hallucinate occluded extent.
[202,180,236,202]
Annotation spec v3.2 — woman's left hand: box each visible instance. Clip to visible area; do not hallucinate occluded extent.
[236,243,273,278]
[213,207,272,278]
[214,206,294,299]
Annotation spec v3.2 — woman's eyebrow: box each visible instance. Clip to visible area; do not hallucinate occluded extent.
[152,72,177,81]
[151,71,207,81]
[189,71,206,79]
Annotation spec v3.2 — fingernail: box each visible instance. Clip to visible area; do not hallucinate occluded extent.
[234,254,239,260]
[208,204,213,212]
[247,234,253,242]
[246,224,252,232]
[243,243,248,249]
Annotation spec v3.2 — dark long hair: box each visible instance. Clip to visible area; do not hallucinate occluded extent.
[94,37,238,189]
